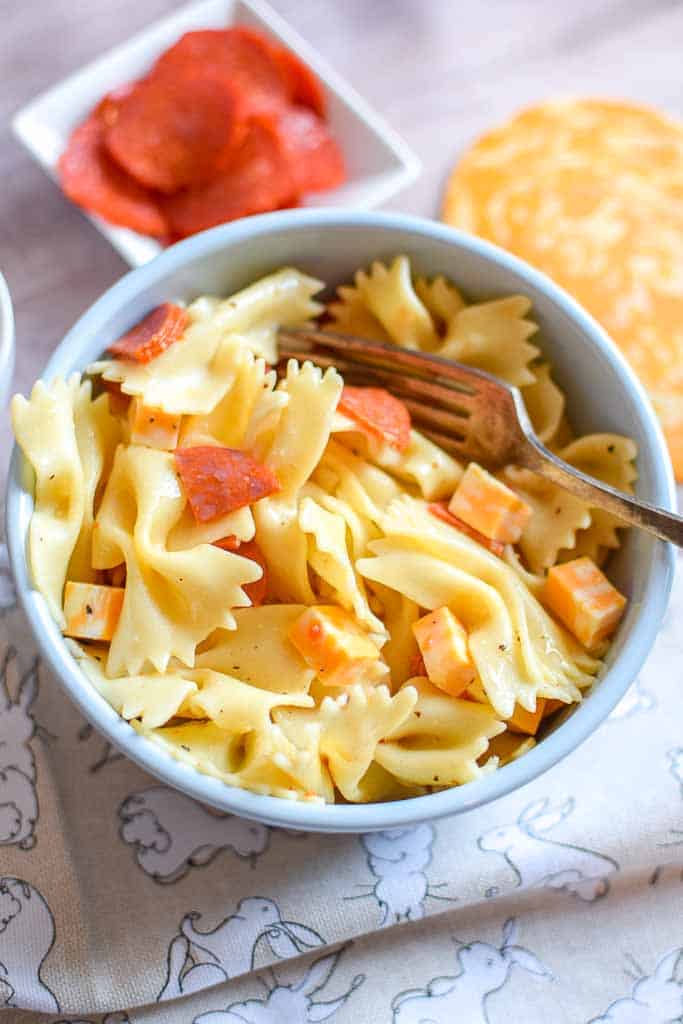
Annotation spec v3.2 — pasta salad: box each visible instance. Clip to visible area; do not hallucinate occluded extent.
[11,257,633,803]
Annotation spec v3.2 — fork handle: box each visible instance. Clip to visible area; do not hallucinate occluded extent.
[519,439,683,547]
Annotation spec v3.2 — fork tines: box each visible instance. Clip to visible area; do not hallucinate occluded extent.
[276,327,480,452]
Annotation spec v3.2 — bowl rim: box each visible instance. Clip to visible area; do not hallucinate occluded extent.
[6,208,677,831]
[0,271,15,408]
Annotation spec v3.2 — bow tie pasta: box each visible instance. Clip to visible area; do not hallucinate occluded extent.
[11,376,121,625]
[11,258,634,804]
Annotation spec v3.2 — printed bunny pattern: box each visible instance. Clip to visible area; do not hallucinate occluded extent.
[607,677,656,722]
[53,1018,131,1024]
[118,786,270,882]
[350,825,456,926]
[77,719,124,773]
[589,947,683,1023]
[0,876,59,1012]
[0,648,40,851]
[391,918,551,1024]
[53,1017,131,1024]
[158,897,326,1002]
[193,946,365,1023]
[478,797,618,901]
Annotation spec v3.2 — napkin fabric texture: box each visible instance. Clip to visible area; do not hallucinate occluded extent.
[0,531,681,1024]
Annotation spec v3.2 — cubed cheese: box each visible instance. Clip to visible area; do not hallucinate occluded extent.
[449,463,532,543]
[128,398,181,451]
[412,607,476,697]
[288,605,380,686]
[429,502,505,556]
[507,699,547,735]
[107,564,127,588]
[543,699,567,717]
[544,556,627,649]
[101,379,131,417]
[63,581,124,642]
[465,679,488,704]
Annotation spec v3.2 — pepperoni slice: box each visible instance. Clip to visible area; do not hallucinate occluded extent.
[428,502,505,557]
[162,120,296,238]
[212,534,242,552]
[108,303,188,363]
[175,446,281,522]
[213,536,268,605]
[104,70,242,193]
[58,113,168,238]
[260,106,345,193]
[338,386,411,452]
[93,83,134,128]
[152,28,289,116]
[269,45,326,117]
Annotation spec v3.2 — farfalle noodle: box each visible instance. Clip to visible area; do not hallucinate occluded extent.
[254,359,342,602]
[375,677,504,785]
[93,445,261,675]
[11,376,120,624]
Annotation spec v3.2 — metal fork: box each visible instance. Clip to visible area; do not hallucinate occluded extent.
[277,327,683,547]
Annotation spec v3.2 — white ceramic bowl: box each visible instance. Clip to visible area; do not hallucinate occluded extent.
[12,0,420,268]
[6,210,676,832]
[0,272,15,410]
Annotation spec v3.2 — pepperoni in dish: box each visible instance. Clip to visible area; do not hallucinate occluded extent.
[58,25,345,240]
[58,112,168,238]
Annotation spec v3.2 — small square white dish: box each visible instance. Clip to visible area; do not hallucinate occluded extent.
[12,0,421,268]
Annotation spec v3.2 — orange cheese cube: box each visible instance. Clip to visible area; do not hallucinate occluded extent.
[288,606,381,686]
[128,398,181,451]
[101,379,131,417]
[106,563,127,588]
[543,698,567,717]
[412,607,476,697]
[544,556,627,649]
[465,679,488,704]
[507,699,547,735]
[449,463,532,543]
[63,582,124,642]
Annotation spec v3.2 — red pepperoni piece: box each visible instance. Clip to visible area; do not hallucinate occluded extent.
[152,27,289,116]
[175,446,281,522]
[58,113,168,238]
[108,303,188,363]
[212,534,242,552]
[213,536,268,605]
[269,45,326,117]
[162,120,296,238]
[338,386,411,452]
[105,69,243,193]
[260,106,345,193]
[428,502,505,557]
